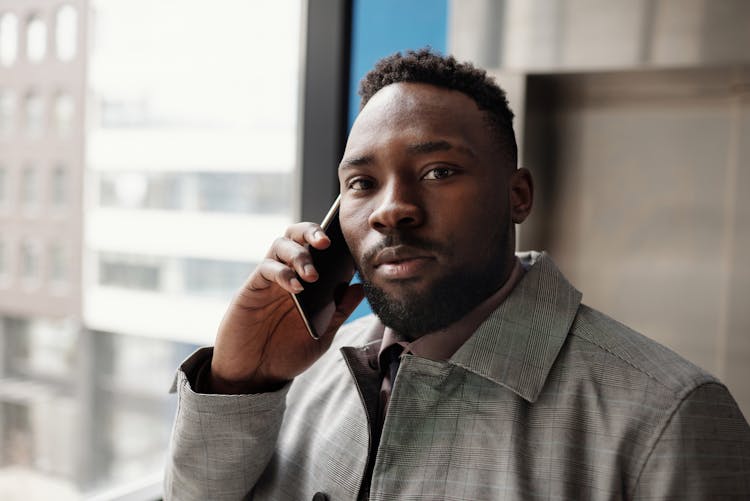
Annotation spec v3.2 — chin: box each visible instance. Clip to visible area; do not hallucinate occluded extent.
[373,276,432,295]
[362,271,490,338]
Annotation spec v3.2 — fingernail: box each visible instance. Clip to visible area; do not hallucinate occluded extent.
[314,229,327,240]
[291,278,303,292]
[304,264,317,277]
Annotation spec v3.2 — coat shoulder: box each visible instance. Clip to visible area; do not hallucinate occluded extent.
[567,304,719,397]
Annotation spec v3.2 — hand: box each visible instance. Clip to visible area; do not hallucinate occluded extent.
[209,222,364,394]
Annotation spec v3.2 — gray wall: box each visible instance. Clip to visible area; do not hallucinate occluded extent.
[450,0,750,415]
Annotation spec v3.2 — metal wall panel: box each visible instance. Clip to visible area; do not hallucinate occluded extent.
[520,69,750,413]
[450,0,750,72]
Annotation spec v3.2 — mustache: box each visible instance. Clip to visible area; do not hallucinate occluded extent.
[360,233,446,266]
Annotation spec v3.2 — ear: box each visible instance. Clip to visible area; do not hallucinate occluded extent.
[509,168,533,224]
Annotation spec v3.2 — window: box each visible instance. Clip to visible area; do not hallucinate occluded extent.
[0,13,18,66]
[103,172,148,209]
[98,171,292,214]
[21,164,37,210]
[0,239,6,281]
[55,5,77,61]
[1,1,303,497]
[20,240,39,282]
[50,165,66,208]
[0,88,14,137]
[1,402,32,467]
[99,254,162,291]
[53,92,74,137]
[183,258,255,298]
[26,16,46,63]
[48,242,66,284]
[24,92,44,137]
[0,164,6,208]
[196,172,293,214]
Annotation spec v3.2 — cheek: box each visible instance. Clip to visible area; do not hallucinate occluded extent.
[339,207,368,258]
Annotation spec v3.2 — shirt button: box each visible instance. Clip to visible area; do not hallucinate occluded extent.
[312,492,328,501]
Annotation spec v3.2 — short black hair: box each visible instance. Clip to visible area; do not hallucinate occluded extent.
[358,48,517,165]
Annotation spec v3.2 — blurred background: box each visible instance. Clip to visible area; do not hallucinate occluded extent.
[0,0,748,499]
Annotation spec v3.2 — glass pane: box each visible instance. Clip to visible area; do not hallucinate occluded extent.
[0,13,18,66]
[20,241,38,280]
[49,243,65,283]
[24,92,44,137]
[26,16,46,63]
[21,164,37,209]
[98,171,292,213]
[98,253,162,291]
[0,164,6,207]
[53,93,74,136]
[55,5,77,61]
[1,1,303,498]
[0,239,5,278]
[182,257,255,298]
[51,165,67,208]
[0,89,15,137]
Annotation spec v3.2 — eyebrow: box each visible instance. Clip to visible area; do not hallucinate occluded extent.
[406,140,477,158]
[339,140,477,170]
[339,155,374,169]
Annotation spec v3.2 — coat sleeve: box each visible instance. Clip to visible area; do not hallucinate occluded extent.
[163,347,291,501]
[632,382,750,500]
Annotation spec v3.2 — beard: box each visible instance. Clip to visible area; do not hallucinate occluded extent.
[357,222,511,340]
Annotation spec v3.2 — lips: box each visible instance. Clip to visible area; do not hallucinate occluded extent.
[372,245,435,279]
[373,245,432,266]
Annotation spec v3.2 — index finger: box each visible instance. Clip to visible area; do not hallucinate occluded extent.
[284,222,331,250]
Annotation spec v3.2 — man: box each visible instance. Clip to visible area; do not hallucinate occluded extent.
[165,50,750,500]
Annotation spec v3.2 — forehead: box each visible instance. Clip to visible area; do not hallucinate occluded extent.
[345,82,490,154]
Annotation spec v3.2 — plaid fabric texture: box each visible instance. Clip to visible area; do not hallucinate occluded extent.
[165,252,750,500]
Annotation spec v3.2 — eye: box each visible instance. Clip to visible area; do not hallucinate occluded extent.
[422,166,456,180]
[347,177,374,191]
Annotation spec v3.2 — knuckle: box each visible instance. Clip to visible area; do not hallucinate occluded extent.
[272,236,288,249]
[291,254,309,270]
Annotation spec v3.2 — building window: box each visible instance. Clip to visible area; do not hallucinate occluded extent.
[99,254,162,291]
[26,15,46,63]
[196,172,292,214]
[0,238,6,281]
[51,165,67,208]
[0,164,6,208]
[55,5,77,62]
[24,92,44,137]
[0,12,18,66]
[49,242,66,284]
[98,171,292,214]
[0,88,15,137]
[53,92,74,137]
[1,402,33,467]
[183,258,255,298]
[21,164,37,210]
[100,172,148,209]
[20,240,39,281]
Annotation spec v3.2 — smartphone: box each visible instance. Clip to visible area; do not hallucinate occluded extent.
[291,195,357,339]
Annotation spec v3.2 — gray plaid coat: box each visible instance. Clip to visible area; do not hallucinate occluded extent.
[165,252,750,500]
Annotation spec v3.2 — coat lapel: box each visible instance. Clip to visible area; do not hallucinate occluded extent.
[450,252,582,402]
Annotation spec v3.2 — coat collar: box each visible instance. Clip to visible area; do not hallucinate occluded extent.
[448,251,582,403]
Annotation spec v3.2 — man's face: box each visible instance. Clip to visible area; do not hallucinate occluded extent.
[338,83,530,338]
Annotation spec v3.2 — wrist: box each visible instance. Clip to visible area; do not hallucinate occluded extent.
[208,368,288,395]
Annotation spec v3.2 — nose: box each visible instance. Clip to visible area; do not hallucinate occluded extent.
[367,181,424,232]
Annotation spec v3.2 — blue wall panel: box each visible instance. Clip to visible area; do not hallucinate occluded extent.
[348,0,448,127]
[346,0,447,321]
